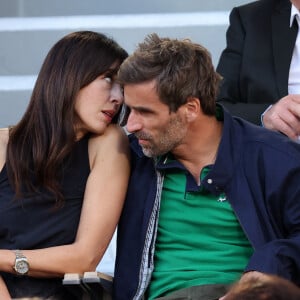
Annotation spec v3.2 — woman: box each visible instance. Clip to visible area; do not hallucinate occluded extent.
[0,275,10,299]
[0,31,130,299]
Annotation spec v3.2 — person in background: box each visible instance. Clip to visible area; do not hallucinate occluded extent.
[216,0,300,141]
[113,33,300,300]
[221,273,300,300]
[0,31,130,299]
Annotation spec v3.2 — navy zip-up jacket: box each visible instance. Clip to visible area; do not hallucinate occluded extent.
[114,107,300,299]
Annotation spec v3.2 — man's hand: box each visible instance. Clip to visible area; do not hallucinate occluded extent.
[238,270,269,282]
[219,271,268,300]
[262,94,300,140]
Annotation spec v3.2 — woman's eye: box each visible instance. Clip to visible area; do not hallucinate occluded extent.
[104,76,112,83]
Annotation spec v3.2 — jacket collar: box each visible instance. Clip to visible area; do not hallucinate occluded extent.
[200,106,242,196]
[129,105,241,196]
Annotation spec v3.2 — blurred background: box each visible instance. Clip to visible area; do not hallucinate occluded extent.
[0,0,249,127]
[0,0,251,275]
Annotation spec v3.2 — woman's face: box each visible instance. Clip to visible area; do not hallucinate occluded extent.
[74,66,124,139]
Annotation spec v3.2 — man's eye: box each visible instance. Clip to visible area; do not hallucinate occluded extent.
[104,76,112,83]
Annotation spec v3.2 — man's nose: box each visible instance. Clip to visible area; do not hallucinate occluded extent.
[126,111,142,133]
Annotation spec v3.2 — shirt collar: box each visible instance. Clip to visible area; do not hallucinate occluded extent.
[290,3,300,27]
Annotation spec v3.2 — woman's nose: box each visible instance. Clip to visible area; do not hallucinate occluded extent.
[110,83,124,104]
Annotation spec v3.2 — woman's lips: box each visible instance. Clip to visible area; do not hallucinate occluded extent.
[102,110,116,122]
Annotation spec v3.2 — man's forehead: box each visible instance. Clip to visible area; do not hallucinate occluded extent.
[124,90,170,114]
[124,82,159,104]
[123,80,157,92]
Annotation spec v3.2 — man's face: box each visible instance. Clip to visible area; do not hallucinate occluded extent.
[124,80,188,157]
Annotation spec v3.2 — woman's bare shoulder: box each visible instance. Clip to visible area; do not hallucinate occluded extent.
[0,128,9,146]
[88,125,129,167]
[0,128,9,168]
[90,124,128,146]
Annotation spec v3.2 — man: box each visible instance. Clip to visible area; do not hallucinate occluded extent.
[217,0,300,139]
[114,34,300,300]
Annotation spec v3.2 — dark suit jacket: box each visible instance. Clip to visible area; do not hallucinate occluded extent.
[216,0,298,125]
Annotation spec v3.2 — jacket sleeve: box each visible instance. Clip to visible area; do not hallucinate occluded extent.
[244,154,300,284]
[216,7,270,125]
[245,238,300,284]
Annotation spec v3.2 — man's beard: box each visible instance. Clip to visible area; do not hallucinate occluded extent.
[137,114,186,157]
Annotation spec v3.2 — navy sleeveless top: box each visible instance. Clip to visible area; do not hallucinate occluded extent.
[0,135,90,299]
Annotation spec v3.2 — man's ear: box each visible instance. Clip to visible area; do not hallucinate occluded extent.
[184,97,201,122]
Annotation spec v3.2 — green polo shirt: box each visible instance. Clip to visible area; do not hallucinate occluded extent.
[147,164,253,299]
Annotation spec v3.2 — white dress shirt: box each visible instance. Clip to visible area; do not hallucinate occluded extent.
[288,4,300,94]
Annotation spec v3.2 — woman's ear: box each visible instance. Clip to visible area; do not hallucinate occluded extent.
[184,97,201,122]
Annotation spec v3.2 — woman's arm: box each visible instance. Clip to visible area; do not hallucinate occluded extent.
[0,275,11,299]
[0,125,130,277]
[0,128,9,171]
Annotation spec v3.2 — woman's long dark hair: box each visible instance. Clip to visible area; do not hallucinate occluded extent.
[6,31,128,206]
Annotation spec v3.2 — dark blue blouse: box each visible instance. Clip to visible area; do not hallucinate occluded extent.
[0,135,90,298]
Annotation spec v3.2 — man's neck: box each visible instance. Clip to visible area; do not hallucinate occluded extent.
[171,115,223,184]
[291,0,300,10]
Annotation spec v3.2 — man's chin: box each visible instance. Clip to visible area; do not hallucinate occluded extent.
[141,147,155,157]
